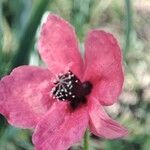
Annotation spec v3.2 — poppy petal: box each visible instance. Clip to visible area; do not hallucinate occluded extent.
[84,30,124,105]
[33,102,88,150]
[0,66,53,128]
[88,97,128,139]
[38,14,83,77]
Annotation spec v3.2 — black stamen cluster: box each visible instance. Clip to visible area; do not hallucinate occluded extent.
[52,71,92,109]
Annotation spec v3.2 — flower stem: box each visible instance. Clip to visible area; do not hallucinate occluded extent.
[83,130,89,150]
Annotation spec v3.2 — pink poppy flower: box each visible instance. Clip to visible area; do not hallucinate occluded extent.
[0,14,127,150]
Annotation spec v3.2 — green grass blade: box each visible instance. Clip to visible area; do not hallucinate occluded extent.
[124,0,132,55]
[10,0,52,71]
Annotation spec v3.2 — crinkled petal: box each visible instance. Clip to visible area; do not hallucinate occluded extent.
[84,30,124,105]
[88,97,128,139]
[38,14,83,77]
[0,66,53,128]
[33,102,88,150]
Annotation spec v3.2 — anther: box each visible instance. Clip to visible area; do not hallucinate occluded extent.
[51,70,93,109]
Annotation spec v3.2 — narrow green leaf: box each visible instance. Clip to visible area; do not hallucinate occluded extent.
[124,0,132,55]
[10,0,52,71]
[0,0,3,59]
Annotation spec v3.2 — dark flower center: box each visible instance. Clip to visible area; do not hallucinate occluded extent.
[51,71,92,109]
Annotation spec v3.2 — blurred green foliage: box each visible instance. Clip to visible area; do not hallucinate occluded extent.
[0,0,150,150]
